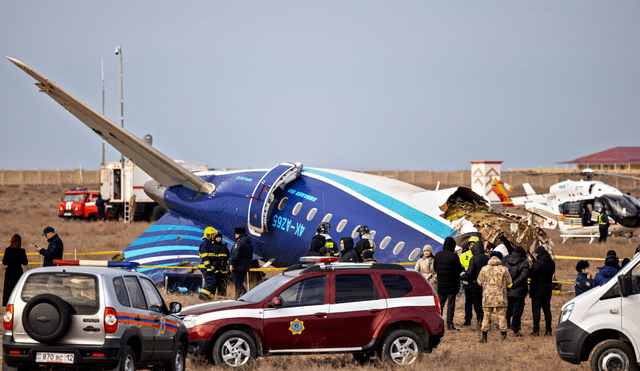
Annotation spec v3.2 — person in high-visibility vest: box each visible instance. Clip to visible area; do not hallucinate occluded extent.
[198,227,217,300]
[598,207,610,243]
[460,235,478,327]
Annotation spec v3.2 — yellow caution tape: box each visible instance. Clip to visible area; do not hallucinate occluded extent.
[22,251,122,256]
[555,255,604,261]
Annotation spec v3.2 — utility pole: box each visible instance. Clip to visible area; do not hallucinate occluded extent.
[115,46,130,223]
[101,59,105,165]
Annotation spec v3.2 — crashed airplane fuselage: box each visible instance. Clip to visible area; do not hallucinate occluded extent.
[8,56,551,281]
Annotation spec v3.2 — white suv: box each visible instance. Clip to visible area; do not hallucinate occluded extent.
[3,265,188,371]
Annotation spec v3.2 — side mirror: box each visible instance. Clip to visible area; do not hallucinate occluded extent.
[618,275,631,298]
[169,301,182,314]
[268,297,282,308]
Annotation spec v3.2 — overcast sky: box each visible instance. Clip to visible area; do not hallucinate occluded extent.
[2,1,639,172]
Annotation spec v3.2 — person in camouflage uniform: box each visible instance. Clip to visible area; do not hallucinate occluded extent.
[477,252,512,343]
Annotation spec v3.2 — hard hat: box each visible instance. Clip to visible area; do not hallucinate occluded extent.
[468,236,480,245]
[357,225,370,235]
[317,222,331,234]
[203,227,217,240]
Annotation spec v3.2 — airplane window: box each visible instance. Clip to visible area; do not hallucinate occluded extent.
[307,208,317,221]
[392,242,405,255]
[408,248,421,261]
[322,214,332,223]
[351,226,361,239]
[292,202,303,216]
[380,236,392,250]
[336,219,348,233]
[278,197,288,211]
[370,230,377,238]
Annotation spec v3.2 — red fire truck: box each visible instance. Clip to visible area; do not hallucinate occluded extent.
[58,188,107,220]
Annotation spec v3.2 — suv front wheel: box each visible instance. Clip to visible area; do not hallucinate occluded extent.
[212,330,256,368]
[161,343,185,371]
[380,329,423,365]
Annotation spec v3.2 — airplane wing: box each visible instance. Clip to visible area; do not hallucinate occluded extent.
[7,57,214,194]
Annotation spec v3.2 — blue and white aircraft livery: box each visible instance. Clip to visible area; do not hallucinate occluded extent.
[9,57,487,282]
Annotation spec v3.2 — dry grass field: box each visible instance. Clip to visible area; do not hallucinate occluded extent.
[1,184,639,370]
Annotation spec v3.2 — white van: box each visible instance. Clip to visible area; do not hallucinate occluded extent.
[556,254,640,371]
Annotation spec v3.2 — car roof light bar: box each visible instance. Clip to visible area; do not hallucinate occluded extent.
[53,260,140,269]
[299,256,339,264]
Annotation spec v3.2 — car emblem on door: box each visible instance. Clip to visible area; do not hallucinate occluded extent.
[289,319,305,335]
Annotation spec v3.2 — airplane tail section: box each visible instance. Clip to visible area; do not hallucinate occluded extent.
[122,210,207,282]
[523,183,536,196]
[511,183,546,206]
[7,57,213,194]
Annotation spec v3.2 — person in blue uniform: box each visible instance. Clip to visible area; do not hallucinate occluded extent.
[229,227,254,298]
[574,260,594,296]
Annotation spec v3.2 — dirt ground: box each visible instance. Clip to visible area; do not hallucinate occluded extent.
[1,185,639,370]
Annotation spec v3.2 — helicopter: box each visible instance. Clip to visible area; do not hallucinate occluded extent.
[510,169,640,243]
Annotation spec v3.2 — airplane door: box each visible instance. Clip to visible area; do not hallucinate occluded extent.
[100,168,113,200]
[248,162,302,236]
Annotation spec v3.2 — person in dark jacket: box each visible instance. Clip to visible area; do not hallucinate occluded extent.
[339,237,357,262]
[212,231,230,297]
[503,246,529,336]
[229,227,254,298]
[574,260,594,296]
[594,255,620,286]
[96,193,106,221]
[621,258,630,268]
[36,226,63,267]
[465,240,490,331]
[606,249,621,269]
[434,237,463,331]
[354,225,376,262]
[3,234,29,306]
[305,233,326,256]
[529,245,555,336]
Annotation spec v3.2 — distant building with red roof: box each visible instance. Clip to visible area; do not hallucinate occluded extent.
[558,147,640,171]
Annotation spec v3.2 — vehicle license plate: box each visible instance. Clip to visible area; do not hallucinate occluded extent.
[36,352,74,364]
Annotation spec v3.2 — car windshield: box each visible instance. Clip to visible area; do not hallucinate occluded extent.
[238,274,294,303]
[21,272,99,315]
[63,194,85,202]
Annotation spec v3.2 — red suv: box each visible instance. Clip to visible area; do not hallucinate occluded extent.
[180,259,444,367]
